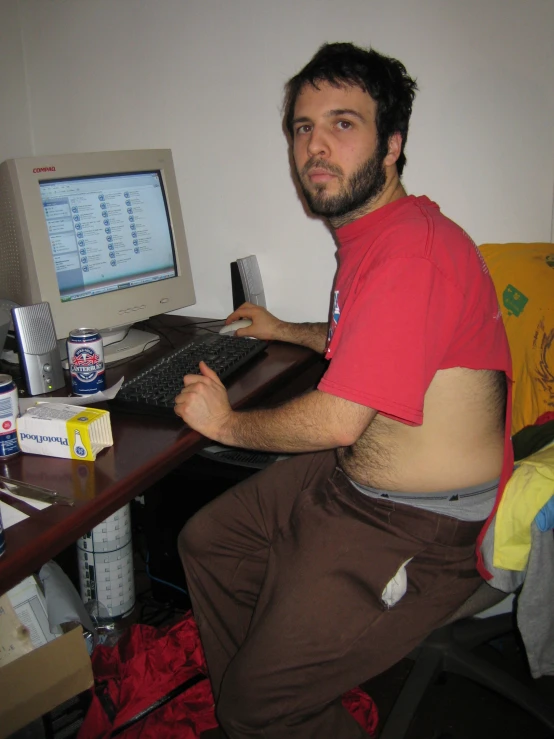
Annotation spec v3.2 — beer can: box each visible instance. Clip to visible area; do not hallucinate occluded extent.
[0,374,20,459]
[68,328,106,396]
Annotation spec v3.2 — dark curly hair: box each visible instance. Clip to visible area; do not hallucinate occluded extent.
[284,42,418,176]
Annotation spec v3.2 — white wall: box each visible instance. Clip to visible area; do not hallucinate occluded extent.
[0,0,32,159]
[2,0,554,322]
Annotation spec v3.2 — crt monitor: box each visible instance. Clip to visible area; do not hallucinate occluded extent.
[0,149,196,363]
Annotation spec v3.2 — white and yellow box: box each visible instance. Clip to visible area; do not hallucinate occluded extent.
[17,403,113,461]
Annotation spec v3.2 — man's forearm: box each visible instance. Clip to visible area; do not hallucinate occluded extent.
[174,366,376,451]
[275,321,328,353]
[213,390,374,453]
[218,397,340,452]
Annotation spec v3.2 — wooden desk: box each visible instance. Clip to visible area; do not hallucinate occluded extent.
[0,316,324,595]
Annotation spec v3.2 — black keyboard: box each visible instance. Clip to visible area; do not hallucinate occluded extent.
[109,334,268,417]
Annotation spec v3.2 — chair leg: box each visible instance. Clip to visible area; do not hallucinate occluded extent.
[378,648,443,739]
[444,642,554,731]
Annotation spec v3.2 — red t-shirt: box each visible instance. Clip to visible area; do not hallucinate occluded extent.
[317,195,513,577]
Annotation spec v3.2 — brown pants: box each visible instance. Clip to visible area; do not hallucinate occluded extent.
[178,450,484,738]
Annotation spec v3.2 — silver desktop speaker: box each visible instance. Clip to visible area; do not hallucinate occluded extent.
[12,302,65,396]
[230,254,266,311]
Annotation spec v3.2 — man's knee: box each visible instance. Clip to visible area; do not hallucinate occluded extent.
[177,507,212,565]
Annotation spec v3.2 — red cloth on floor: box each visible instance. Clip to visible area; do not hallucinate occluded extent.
[342,687,380,737]
[78,612,378,738]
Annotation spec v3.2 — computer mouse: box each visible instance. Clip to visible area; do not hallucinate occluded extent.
[219,318,253,336]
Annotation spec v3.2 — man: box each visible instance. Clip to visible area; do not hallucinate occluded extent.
[175,42,513,738]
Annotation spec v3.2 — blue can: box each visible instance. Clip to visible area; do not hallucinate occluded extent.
[0,374,20,460]
[68,328,106,396]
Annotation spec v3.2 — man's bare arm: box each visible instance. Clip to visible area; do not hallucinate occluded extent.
[174,362,376,452]
[225,303,328,354]
[218,390,374,451]
[271,321,328,353]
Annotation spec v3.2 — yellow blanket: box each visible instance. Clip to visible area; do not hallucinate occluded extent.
[494,442,554,570]
[480,243,554,435]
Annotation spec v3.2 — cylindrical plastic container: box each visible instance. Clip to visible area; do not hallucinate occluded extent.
[77,503,135,620]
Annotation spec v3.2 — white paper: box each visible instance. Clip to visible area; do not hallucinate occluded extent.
[19,377,125,413]
[39,561,94,633]
[0,500,29,527]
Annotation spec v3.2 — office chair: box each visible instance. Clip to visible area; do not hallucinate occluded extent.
[378,581,554,738]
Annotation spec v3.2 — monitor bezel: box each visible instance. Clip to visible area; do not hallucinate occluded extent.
[8,149,195,341]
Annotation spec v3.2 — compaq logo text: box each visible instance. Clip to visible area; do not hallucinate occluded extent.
[32,166,56,173]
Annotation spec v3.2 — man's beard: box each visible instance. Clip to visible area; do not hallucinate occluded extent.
[299,147,387,219]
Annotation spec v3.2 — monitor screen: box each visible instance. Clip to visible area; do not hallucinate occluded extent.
[0,149,196,364]
[41,171,177,303]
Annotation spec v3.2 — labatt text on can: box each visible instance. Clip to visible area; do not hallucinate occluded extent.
[68,329,106,395]
[0,373,20,459]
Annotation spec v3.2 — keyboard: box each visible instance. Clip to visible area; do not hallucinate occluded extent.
[109,333,268,417]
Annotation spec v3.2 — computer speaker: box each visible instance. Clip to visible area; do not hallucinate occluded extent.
[11,302,65,395]
[230,254,266,310]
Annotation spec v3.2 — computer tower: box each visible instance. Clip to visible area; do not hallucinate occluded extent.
[136,450,278,606]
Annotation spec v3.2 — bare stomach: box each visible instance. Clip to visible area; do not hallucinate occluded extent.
[338,368,506,493]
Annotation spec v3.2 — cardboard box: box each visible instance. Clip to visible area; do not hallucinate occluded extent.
[0,624,93,738]
[17,403,113,461]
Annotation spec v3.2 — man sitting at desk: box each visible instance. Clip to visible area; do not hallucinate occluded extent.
[174,42,512,739]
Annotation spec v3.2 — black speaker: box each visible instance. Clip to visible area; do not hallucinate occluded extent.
[11,302,65,395]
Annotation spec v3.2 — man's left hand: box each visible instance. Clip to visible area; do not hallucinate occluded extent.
[174,361,233,440]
